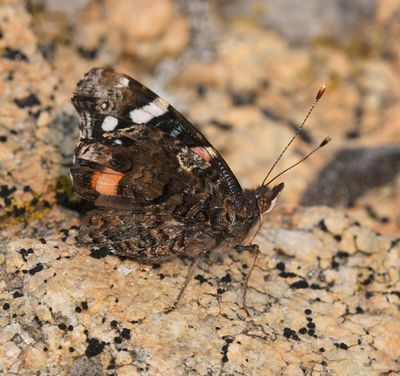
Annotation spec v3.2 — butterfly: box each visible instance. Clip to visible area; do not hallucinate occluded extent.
[70,67,326,314]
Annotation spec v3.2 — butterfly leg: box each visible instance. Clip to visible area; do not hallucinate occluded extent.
[164,252,204,314]
[236,244,260,316]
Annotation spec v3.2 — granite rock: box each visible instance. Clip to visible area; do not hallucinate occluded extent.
[215,0,377,45]
[1,1,400,374]
[1,207,399,375]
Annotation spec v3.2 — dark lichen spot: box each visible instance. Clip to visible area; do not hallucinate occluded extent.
[18,247,33,262]
[336,251,349,259]
[28,263,44,275]
[90,246,110,259]
[0,185,16,198]
[197,84,208,97]
[13,291,23,298]
[85,338,105,357]
[318,220,329,232]
[346,129,360,139]
[2,47,28,61]
[120,328,131,340]
[279,271,297,278]
[30,197,39,206]
[283,327,300,341]
[339,342,349,350]
[114,336,123,344]
[0,135,7,142]
[194,274,207,284]
[77,46,99,60]
[221,337,233,363]
[290,280,309,289]
[58,323,67,330]
[331,260,340,269]
[355,306,364,314]
[14,93,41,108]
[3,302,10,310]
[221,273,231,283]
[230,90,256,106]
[299,327,307,335]
[276,262,285,271]
[304,309,312,315]
[361,274,374,286]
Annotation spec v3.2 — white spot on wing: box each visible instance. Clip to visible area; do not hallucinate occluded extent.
[102,116,118,131]
[129,97,169,124]
[206,147,217,158]
[118,77,130,87]
[129,109,154,124]
[155,97,169,109]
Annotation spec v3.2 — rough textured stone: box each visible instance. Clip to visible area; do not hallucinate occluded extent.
[215,0,377,44]
[2,0,399,234]
[1,0,400,374]
[1,207,399,375]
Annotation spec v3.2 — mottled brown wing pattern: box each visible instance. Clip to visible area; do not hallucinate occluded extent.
[71,67,247,210]
[71,67,285,314]
[78,209,219,262]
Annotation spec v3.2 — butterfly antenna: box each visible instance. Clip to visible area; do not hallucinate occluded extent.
[261,85,326,187]
[264,137,331,187]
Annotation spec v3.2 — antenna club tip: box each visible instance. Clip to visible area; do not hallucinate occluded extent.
[316,85,326,100]
[320,136,331,147]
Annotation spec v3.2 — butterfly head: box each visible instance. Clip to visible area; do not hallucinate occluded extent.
[254,182,284,214]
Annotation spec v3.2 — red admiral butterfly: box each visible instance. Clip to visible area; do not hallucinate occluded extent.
[71,67,327,314]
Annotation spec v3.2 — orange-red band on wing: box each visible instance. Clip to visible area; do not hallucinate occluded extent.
[191,146,212,162]
[91,167,125,196]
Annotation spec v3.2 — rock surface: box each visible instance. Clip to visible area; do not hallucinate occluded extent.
[1,207,399,375]
[1,0,400,374]
[2,0,400,235]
